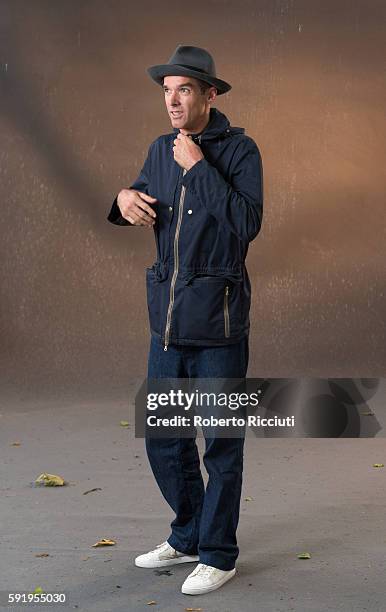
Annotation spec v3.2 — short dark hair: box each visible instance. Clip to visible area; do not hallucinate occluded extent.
[196,78,217,95]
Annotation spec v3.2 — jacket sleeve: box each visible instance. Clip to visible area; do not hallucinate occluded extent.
[106,142,154,226]
[181,137,263,242]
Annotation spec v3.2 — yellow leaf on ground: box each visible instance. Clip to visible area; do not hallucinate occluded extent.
[35,473,65,486]
[146,601,157,606]
[185,608,203,611]
[31,587,44,595]
[373,463,384,468]
[120,420,130,427]
[297,552,311,559]
[11,441,21,446]
[92,538,116,547]
[35,553,50,558]
[244,496,253,501]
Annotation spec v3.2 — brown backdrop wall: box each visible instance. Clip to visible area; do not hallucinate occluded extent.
[1,0,385,399]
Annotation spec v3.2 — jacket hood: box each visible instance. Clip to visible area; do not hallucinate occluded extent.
[173,107,244,142]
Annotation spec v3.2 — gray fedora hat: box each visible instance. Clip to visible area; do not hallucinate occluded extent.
[147,45,231,95]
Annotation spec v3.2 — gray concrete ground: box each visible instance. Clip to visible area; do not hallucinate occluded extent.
[1,391,385,612]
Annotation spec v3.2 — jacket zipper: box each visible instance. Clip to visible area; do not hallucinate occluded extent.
[164,134,202,350]
[164,168,187,350]
[224,285,230,338]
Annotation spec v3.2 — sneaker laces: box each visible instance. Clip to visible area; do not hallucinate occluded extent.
[191,563,216,578]
[154,541,171,552]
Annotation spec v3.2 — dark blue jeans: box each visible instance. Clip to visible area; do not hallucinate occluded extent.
[145,335,249,571]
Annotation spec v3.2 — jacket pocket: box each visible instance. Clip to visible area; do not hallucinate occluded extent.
[146,264,168,335]
[174,273,244,342]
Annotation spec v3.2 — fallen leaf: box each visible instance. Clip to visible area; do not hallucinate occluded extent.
[373,463,384,468]
[146,602,157,606]
[120,420,130,427]
[92,538,116,547]
[11,441,21,446]
[35,473,65,486]
[153,569,172,576]
[185,608,203,611]
[297,552,311,559]
[31,587,44,595]
[361,411,374,416]
[82,556,90,561]
[83,487,102,495]
[244,496,253,502]
[35,553,50,558]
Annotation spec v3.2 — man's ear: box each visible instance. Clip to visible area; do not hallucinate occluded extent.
[208,87,217,102]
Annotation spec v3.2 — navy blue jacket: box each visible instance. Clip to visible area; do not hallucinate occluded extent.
[107,107,263,349]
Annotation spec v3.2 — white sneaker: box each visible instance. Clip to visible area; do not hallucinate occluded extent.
[134,541,199,568]
[181,563,236,595]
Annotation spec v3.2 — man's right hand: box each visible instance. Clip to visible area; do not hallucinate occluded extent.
[117,189,157,226]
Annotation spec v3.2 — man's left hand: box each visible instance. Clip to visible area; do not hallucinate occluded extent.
[173,133,204,171]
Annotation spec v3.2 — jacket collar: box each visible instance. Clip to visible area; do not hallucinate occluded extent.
[173,107,244,143]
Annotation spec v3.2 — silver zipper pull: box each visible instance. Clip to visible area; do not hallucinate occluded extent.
[224,285,230,338]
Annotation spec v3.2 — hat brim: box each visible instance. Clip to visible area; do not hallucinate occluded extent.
[147,64,231,95]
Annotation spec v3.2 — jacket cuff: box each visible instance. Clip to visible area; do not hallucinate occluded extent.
[181,158,207,187]
[107,196,132,226]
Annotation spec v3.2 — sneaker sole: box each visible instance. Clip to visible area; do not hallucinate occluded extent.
[181,567,236,595]
[135,555,199,568]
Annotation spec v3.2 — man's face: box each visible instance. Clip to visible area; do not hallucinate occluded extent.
[163,75,215,133]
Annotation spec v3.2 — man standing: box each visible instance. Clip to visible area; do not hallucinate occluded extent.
[107,45,263,595]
